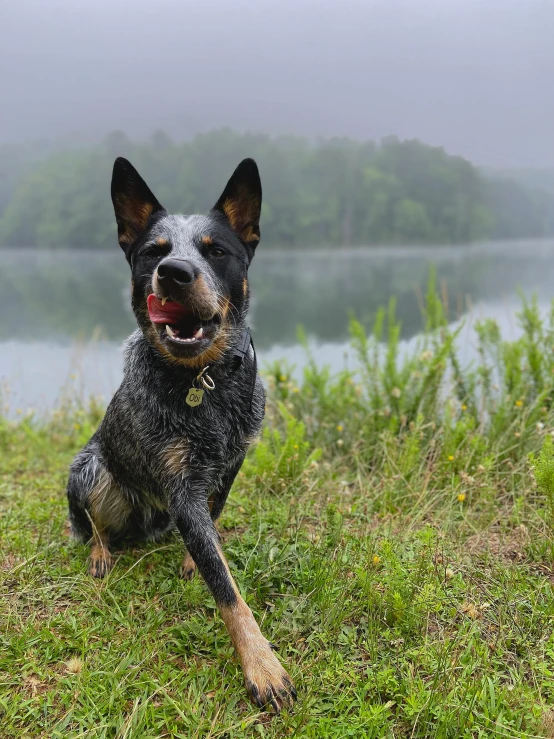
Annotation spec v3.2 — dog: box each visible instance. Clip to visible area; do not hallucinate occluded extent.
[66,157,296,711]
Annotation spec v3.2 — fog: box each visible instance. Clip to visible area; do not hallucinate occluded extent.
[2,0,553,167]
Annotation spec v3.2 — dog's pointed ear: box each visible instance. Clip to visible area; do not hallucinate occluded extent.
[111,158,165,258]
[212,159,262,250]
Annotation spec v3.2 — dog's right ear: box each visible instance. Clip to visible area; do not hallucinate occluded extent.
[111,158,165,260]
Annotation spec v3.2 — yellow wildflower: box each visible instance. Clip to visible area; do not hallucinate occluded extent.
[457,493,466,503]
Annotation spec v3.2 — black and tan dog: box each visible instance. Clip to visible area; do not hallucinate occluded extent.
[66,157,296,711]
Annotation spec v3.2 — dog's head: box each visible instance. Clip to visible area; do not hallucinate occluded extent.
[111,157,261,368]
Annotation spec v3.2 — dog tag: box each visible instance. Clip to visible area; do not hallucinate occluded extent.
[186,387,204,407]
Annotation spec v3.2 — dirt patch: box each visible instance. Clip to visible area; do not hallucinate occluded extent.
[0,552,25,572]
[22,675,52,697]
[465,524,530,562]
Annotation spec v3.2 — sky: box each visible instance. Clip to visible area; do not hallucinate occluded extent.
[2,0,553,168]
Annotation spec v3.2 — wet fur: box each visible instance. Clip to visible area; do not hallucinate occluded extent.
[66,158,296,711]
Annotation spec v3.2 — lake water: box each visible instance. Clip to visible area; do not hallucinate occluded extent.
[1,240,553,416]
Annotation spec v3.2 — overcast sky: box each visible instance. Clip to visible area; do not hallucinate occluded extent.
[2,0,553,168]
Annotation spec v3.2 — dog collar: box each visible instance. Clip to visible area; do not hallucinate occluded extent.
[185,327,255,407]
[229,327,253,373]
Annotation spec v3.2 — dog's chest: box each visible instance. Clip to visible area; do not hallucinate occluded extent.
[154,394,252,472]
[115,352,263,490]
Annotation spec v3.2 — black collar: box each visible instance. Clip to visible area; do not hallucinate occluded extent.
[229,327,257,409]
[229,327,253,373]
[192,327,256,409]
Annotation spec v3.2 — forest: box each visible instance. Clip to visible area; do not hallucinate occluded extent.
[1,129,553,249]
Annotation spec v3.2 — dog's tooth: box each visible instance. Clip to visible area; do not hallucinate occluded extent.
[193,326,204,339]
[161,297,168,306]
[166,324,176,338]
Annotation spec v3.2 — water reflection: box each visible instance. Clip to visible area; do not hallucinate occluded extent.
[1,240,553,413]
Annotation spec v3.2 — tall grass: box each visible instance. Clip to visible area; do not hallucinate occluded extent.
[264,274,554,526]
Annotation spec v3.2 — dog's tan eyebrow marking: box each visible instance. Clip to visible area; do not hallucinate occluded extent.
[156,237,168,246]
[243,278,248,296]
[201,235,213,245]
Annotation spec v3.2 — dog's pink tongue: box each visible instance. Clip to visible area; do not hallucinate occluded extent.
[147,294,192,324]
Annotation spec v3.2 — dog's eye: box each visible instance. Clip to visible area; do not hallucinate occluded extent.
[209,246,227,259]
[142,243,170,259]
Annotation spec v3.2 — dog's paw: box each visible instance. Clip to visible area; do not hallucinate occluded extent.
[88,549,114,578]
[244,649,296,712]
[180,552,197,580]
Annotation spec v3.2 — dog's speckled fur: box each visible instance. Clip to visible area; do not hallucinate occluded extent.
[66,158,296,711]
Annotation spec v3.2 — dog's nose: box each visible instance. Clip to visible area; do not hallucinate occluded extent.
[157,259,197,286]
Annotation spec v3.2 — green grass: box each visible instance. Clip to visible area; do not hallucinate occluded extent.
[4,279,554,737]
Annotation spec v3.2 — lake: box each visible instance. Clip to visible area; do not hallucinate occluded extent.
[1,240,553,416]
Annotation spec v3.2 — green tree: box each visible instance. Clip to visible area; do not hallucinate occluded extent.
[1,130,552,249]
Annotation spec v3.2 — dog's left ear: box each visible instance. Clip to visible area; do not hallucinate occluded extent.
[212,159,262,250]
[111,157,166,259]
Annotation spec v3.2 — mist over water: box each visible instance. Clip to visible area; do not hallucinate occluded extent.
[3,0,554,168]
[1,240,552,416]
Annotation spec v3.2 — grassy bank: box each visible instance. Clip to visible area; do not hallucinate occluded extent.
[3,281,554,737]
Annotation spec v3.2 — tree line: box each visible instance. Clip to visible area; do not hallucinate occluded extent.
[1,129,553,249]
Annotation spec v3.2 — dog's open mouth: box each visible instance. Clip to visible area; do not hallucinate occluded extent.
[147,294,219,352]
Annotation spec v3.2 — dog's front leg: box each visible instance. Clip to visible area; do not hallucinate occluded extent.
[170,487,296,711]
[180,458,245,580]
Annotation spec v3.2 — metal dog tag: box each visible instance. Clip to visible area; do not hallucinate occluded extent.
[186,387,204,407]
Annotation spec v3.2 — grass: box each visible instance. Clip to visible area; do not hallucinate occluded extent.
[3,276,554,736]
